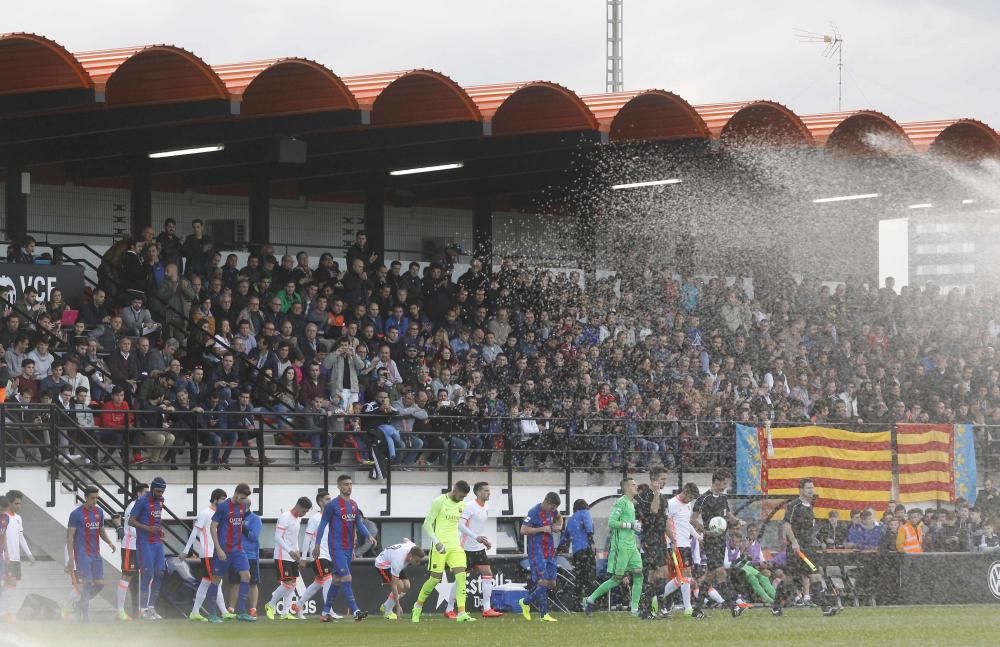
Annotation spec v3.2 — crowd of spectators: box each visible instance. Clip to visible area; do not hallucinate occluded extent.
[2,218,1000,478]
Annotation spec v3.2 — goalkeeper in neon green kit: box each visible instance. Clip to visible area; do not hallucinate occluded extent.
[412,480,476,623]
[583,477,644,616]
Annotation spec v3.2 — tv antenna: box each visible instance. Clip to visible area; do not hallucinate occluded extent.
[795,25,844,111]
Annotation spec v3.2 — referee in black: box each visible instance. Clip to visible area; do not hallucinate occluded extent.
[634,465,672,619]
[782,478,839,616]
[692,468,744,618]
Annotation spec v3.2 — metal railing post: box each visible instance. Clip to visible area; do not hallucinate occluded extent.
[190,416,200,516]
[257,417,266,511]
[123,411,132,489]
[322,414,330,493]
[0,404,7,484]
[48,409,58,506]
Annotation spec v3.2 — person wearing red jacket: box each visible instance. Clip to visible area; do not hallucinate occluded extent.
[97,386,144,465]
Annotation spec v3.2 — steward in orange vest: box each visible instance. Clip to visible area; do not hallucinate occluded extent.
[896,508,924,553]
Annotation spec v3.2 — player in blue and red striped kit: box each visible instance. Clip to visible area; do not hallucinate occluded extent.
[208,483,255,623]
[66,485,116,621]
[518,492,563,622]
[128,476,168,620]
[313,474,370,622]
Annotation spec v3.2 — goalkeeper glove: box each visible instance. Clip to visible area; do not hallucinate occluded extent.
[631,521,643,533]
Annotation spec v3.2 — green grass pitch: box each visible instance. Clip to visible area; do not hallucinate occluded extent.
[2,605,998,646]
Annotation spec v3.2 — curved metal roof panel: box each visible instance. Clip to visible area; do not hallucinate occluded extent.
[342,69,480,126]
[694,100,814,146]
[213,58,358,116]
[581,90,710,142]
[900,118,1000,158]
[74,45,229,106]
[466,81,599,136]
[0,33,93,95]
[799,110,913,154]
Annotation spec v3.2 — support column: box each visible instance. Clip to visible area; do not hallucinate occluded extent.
[248,177,271,250]
[4,164,28,243]
[130,168,152,239]
[364,180,386,265]
[473,186,494,269]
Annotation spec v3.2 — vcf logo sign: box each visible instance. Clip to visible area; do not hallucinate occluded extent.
[986,562,1000,600]
[989,562,1000,600]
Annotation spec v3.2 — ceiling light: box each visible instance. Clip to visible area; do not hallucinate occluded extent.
[389,162,464,176]
[148,144,225,159]
[611,178,682,190]
[811,193,880,204]
[962,199,977,204]
[908,203,933,210]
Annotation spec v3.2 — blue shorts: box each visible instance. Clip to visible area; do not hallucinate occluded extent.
[75,554,104,582]
[528,554,557,582]
[138,543,166,573]
[332,549,353,578]
[227,558,259,585]
[214,550,250,578]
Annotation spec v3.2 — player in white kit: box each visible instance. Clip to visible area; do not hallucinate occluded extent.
[265,497,313,620]
[374,539,425,619]
[2,490,34,621]
[181,488,230,621]
[296,490,342,620]
[116,482,148,620]
[443,481,504,618]
[665,482,702,617]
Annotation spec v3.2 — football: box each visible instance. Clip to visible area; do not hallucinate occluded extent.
[709,516,728,534]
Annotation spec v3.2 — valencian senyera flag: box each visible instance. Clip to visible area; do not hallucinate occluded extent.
[737,424,893,518]
[896,423,978,505]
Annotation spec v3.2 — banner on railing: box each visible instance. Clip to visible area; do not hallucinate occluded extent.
[896,423,978,505]
[736,424,893,518]
[0,262,85,306]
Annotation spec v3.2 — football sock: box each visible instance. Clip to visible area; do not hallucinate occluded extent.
[384,594,395,615]
[193,579,210,614]
[707,587,725,605]
[322,579,333,606]
[238,581,250,614]
[416,576,438,605]
[300,580,322,604]
[206,583,220,616]
[481,575,493,611]
[149,571,163,608]
[587,578,619,603]
[681,582,693,612]
[630,574,644,613]
[117,580,130,613]
[323,582,341,614]
[340,580,359,614]
[454,572,467,612]
[139,571,151,608]
[445,584,455,612]
[268,583,283,608]
[535,584,550,614]
[663,579,680,597]
[281,584,295,615]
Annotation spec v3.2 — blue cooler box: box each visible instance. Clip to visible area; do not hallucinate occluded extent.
[491,585,529,611]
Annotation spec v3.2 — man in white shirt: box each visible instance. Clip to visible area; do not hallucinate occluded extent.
[444,481,503,618]
[116,482,148,621]
[665,483,702,616]
[181,489,229,622]
[264,497,313,620]
[2,490,34,617]
[374,539,425,620]
[297,491,339,620]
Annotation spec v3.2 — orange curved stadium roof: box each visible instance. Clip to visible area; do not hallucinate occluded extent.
[694,100,814,146]
[213,58,358,117]
[581,90,710,142]
[800,110,913,155]
[0,33,93,95]
[342,69,480,126]
[466,82,599,136]
[900,119,1000,159]
[74,45,230,107]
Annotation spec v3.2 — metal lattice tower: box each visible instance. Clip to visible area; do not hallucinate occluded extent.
[606,0,623,93]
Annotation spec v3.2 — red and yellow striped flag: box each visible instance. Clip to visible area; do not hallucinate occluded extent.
[762,425,893,518]
[896,423,954,503]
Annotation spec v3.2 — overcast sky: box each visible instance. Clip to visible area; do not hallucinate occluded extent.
[7,1,1000,127]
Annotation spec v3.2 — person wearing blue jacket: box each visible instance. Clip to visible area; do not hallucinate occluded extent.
[560,499,596,609]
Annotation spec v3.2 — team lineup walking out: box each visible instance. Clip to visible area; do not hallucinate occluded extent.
[37,471,846,626]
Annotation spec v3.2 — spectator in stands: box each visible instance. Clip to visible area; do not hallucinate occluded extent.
[108,336,141,397]
[155,219,183,271]
[5,335,31,378]
[6,235,36,264]
[181,219,213,279]
[817,510,850,548]
[122,292,159,339]
[117,238,146,305]
[98,386,141,465]
[26,338,54,380]
[392,388,427,467]
[79,287,112,327]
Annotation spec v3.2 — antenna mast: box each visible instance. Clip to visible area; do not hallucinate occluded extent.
[606,0,623,92]
[795,25,844,111]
